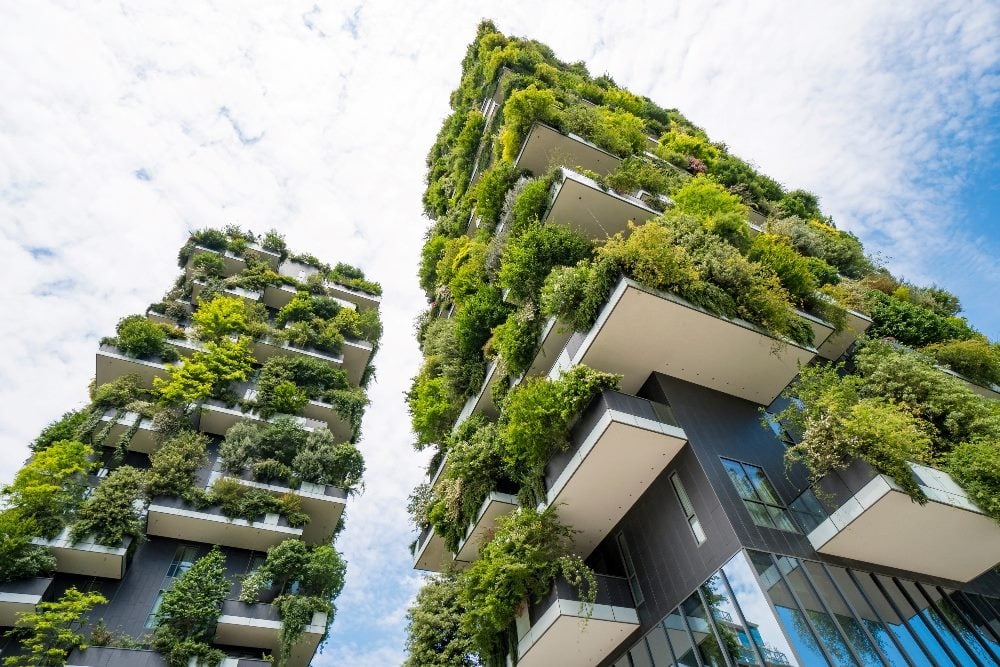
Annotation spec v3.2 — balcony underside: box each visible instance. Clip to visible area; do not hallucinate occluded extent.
[412,526,451,573]
[190,282,261,306]
[815,308,872,361]
[341,339,373,387]
[456,361,502,426]
[325,282,380,311]
[516,604,637,667]
[516,122,622,177]
[545,170,658,240]
[546,399,687,557]
[32,532,128,579]
[147,501,302,552]
[95,347,169,389]
[566,278,817,404]
[300,400,352,441]
[523,317,572,380]
[0,578,51,627]
[215,602,325,667]
[808,465,1000,582]
[455,492,518,564]
[262,284,298,310]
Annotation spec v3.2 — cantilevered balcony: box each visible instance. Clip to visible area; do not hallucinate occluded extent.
[511,574,638,667]
[261,283,351,311]
[146,496,302,552]
[208,466,347,544]
[412,524,450,573]
[299,398,353,442]
[190,280,262,306]
[95,344,171,389]
[164,332,204,359]
[31,529,132,579]
[0,577,51,627]
[805,460,1000,582]
[798,298,872,361]
[542,169,659,240]
[195,398,324,438]
[341,338,374,387]
[67,647,269,666]
[186,245,247,278]
[216,600,326,667]
[454,491,518,565]
[251,336,344,371]
[543,390,687,557]
[96,409,159,454]
[515,122,622,177]
[325,281,381,311]
[551,277,818,404]
[937,365,1000,401]
[455,360,503,426]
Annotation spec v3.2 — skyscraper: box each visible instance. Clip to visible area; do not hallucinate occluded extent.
[405,21,1000,667]
[0,227,381,666]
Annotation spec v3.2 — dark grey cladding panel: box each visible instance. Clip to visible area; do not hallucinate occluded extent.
[67,647,168,666]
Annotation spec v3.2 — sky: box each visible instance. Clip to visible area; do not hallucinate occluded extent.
[0,1,997,664]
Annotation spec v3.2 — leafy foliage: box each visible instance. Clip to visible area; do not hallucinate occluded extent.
[191,295,259,341]
[3,440,92,539]
[3,587,106,667]
[923,338,1000,387]
[0,512,56,583]
[31,410,89,452]
[404,575,478,667]
[114,314,169,359]
[152,547,229,667]
[154,338,255,404]
[146,431,208,499]
[70,465,146,546]
[866,290,977,347]
[291,429,365,491]
[498,222,591,304]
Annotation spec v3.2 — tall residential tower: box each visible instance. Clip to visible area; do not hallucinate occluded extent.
[0,227,381,667]
[405,21,1000,667]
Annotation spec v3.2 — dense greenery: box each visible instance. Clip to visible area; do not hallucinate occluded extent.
[0,513,56,584]
[3,587,106,667]
[2,440,93,539]
[70,465,146,546]
[404,576,478,667]
[777,339,1000,516]
[151,547,229,667]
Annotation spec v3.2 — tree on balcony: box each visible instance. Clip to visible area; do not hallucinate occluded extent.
[2,587,106,667]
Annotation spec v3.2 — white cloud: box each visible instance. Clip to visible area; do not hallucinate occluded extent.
[0,0,996,663]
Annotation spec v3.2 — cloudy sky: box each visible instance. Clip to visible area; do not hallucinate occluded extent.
[1,1,997,664]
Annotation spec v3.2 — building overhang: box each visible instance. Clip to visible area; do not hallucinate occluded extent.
[341,338,374,387]
[412,525,451,573]
[815,307,873,361]
[147,500,302,552]
[190,281,262,306]
[97,410,159,454]
[250,338,344,372]
[195,400,322,438]
[454,492,518,564]
[300,400,353,442]
[215,601,325,667]
[808,462,1000,582]
[0,578,52,627]
[562,278,817,404]
[32,531,130,580]
[544,169,659,240]
[95,345,170,389]
[937,365,1000,401]
[515,122,622,177]
[545,391,687,557]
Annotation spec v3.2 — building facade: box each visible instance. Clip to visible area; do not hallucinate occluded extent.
[405,22,1000,667]
[0,227,381,666]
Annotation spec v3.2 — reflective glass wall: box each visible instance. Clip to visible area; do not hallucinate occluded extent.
[613,551,1000,667]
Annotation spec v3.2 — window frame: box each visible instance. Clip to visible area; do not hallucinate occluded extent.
[721,457,798,533]
[670,471,707,545]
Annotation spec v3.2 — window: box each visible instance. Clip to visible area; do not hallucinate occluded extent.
[670,472,706,545]
[616,532,644,606]
[166,545,199,578]
[763,412,794,447]
[144,590,165,629]
[721,458,797,532]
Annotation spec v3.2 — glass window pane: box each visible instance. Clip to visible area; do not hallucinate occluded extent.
[745,466,781,505]
[745,501,776,529]
[723,552,799,667]
[645,624,675,667]
[963,593,1000,641]
[671,473,695,516]
[682,592,729,667]
[823,565,910,667]
[947,590,1000,656]
[665,609,699,667]
[922,585,1000,666]
[766,506,798,533]
[875,575,957,667]
[722,459,756,500]
[689,517,706,544]
[702,574,748,666]
[789,489,828,534]
[144,590,164,629]
[630,642,654,667]
[749,552,829,667]
[781,558,857,667]
[802,562,882,667]
[896,579,973,666]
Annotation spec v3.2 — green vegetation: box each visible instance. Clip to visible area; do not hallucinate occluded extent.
[3,587,106,667]
[2,440,92,539]
[151,547,228,667]
[70,466,146,546]
[154,338,255,404]
[404,576,477,667]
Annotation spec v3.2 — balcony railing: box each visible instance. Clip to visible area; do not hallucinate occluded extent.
[0,577,52,627]
[512,574,638,667]
[802,459,1000,582]
[543,389,687,557]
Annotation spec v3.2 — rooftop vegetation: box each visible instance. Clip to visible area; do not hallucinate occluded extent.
[4,226,378,664]
[405,21,996,665]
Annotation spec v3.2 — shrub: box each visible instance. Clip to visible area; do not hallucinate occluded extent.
[418,235,448,297]
[152,547,229,667]
[190,251,225,279]
[458,507,595,659]
[251,459,293,484]
[491,304,543,378]
[407,372,460,448]
[0,511,56,583]
[500,365,620,502]
[601,155,684,196]
[3,440,92,539]
[91,373,149,410]
[947,439,1000,522]
[776,189,824,220]
[436,236,488,308]
[507,176,553,235]
[454,285,511,365]
[115,314,167,358]
[499,85,558,161]
[70,466,146,546]
[671,174,747,223]
[31,410,89,452]
[3,587,106,667]
[257,416,310,467]
[765,216,872,279]
[866,290,977,347]
[219,420,262,474]
[472,161,519,233]
[292,429,365,492]
[748,233,819,307]
[191,295,256,341]
[498,222,591,304]
[154,338,255,405]
[257,380,308,418]
[331,307,383,344]
[262,229,288,258]
[147,431,208,499]
[404,576,478,667]
[924,338,1000,387]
